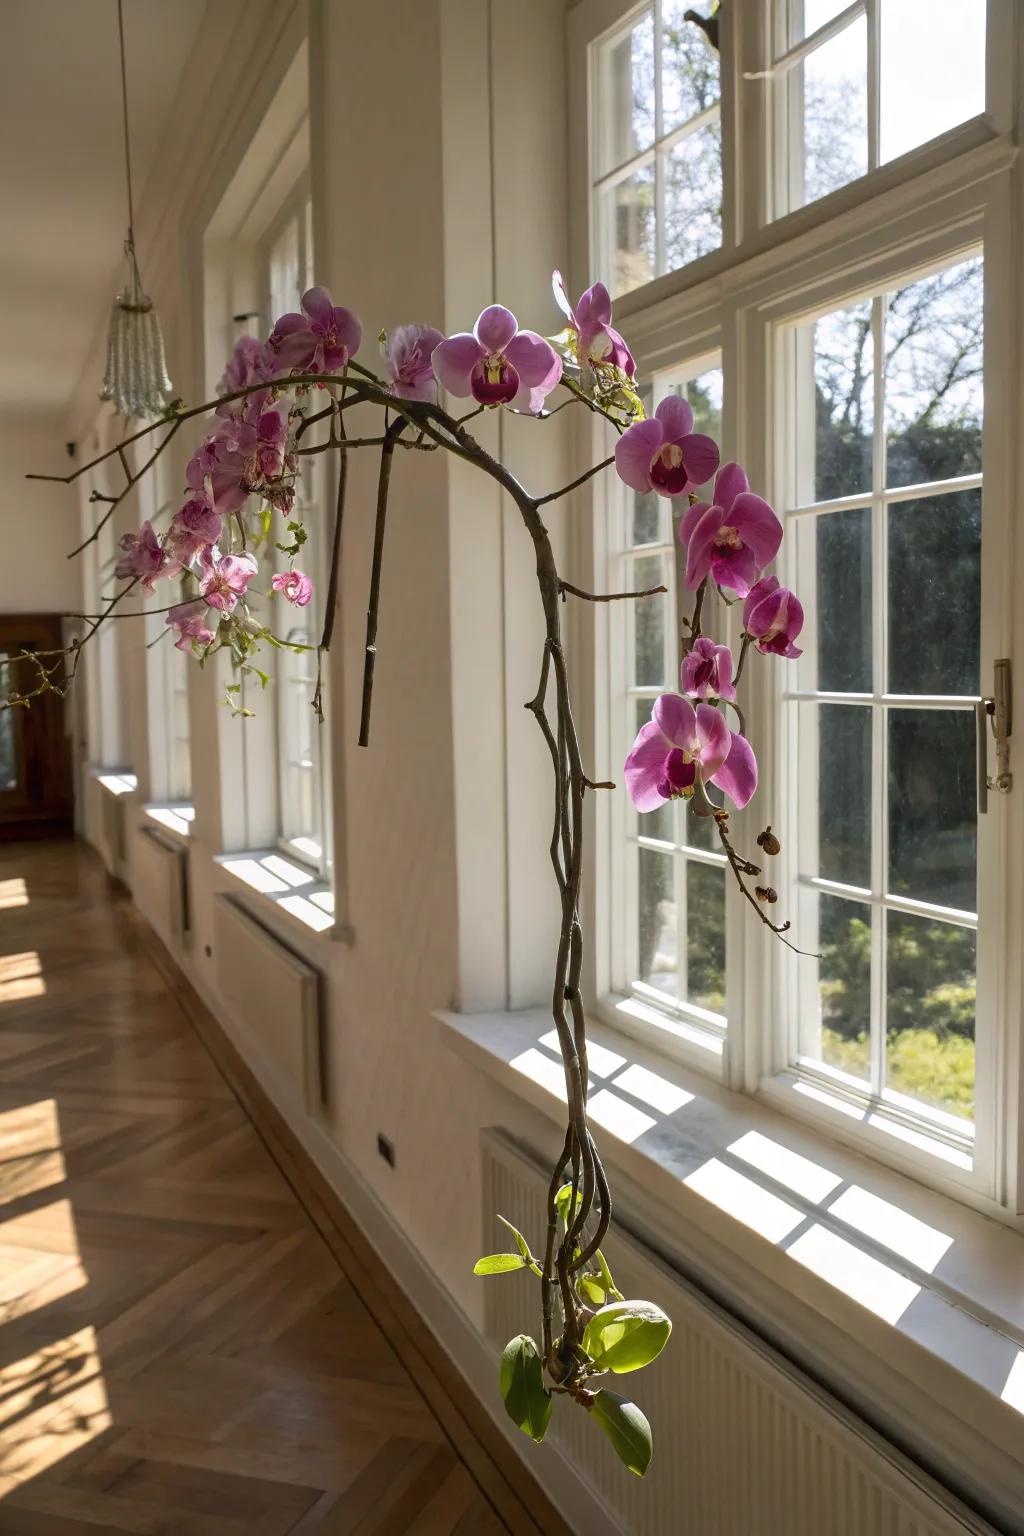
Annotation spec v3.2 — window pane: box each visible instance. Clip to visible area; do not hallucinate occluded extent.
[814,893,872,1080]
[886,911,975,1120]
[638,846,677,997]
[810,300,874,500]
[884,258,983,488]
[633,553,668,686]
[817,703,872,888]
[661,0,720,132]
[812,507,872,693]
[800,0,852,36]
[662,122,723,272]
[680,787,721,852]
[631,489,661,547]
[600,163,656,298]
[888,491,980,696]
[888,709,976,913]
[798,16,868,208]
[0,655,15,790]
[880,0,985,165]
[599,11,656,174]
[686,860,725,1014]
[634,698,674,844]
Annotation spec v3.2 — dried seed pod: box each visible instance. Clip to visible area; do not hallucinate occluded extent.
[755,885,778,904]
[757,826,781,856]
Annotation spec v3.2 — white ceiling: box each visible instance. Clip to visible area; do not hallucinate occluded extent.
[0,0,206,428]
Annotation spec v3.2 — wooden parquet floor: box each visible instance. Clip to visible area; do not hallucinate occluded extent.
[0,840,530,1535]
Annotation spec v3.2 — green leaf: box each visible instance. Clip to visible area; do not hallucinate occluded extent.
[589,1390,652,1477]
[495,1215,542,1276]
[555,1182,583,1229]
[473,1253,528,1276]
[499,1335,552,1443]
[595,1249,624,1303]
[582,1300,671,1375]
[577,1248,624,1307]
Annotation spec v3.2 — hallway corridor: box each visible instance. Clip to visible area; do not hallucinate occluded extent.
[0,840,517,1535]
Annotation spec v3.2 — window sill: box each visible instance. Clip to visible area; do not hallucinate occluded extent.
[437,1004,1024,1521]
[144,804,195,840]
[92,767,138,798]
[216,849,344,941]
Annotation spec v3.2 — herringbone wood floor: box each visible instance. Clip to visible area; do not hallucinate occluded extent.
[0,840,546,1535]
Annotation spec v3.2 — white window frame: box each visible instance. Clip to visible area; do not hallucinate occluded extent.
[572,0,1023,1220]
[136,437,193,812]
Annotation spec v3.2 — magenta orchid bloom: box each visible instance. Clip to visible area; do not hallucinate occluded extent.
[167,494,222,564]
[681,637,736,702]
[625,694,757,812]
[232,392,291,480]
[552,271,635,380]
[200,551,259,614]
[615,397,720,499]
[272,569,313,607]
[432,305,562,414]
[115,521,170,593]
[216,335,276,413]
[270,286,362,375]
[383,324,445,402]
[743,576,804,658]
[679,462,783,597]
[165,600,216,654]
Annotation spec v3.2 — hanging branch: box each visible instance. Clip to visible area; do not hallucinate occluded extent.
[358,416,404,747]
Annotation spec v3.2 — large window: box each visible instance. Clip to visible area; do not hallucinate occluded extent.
[139,448,192,811]
[584,0,1014,1200]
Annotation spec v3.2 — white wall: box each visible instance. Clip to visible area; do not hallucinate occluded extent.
[0,419,83,614]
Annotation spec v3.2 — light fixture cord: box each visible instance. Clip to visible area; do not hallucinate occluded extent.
[116,0,135,250]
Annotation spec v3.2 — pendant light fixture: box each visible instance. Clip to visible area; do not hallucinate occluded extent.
[99,0,174,418]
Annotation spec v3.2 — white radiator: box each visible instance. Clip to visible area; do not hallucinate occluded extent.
[481,1133,996,1536]
[214,895,325,1112]
[135,826,189,945]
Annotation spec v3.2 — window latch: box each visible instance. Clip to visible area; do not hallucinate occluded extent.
[977,658,1012,815]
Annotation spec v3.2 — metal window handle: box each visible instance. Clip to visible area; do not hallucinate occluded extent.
[977,658,1012,815]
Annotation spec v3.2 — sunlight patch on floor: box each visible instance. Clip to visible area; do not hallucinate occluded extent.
[0,878,28,910]
[0,952,45,1004]
[0,1326,110,1480]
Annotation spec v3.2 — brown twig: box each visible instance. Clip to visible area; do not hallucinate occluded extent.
[358,418,403,748]
[559,580,667,604]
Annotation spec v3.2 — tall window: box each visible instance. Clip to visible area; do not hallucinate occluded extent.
[594,1,722,296]
[783,254,983,1132]
[139,448,192,808]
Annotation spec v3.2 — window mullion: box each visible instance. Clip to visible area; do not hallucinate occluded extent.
[866,0,880,172]
[654,0,666,278]
[869,290,887,1099]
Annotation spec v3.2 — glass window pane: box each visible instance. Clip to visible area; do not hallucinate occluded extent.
[662,121,723,272]
[680,787,721,852]
[888,709,976,913]
[809,300,874,500]
[600,163,656,298]
[661,0,720,131]
[817,703,872,888]
[686,860,725,1014]
[633,553,668,686]
[632,490,661,547]
[634,697,675,844]
[880,0,985,165]
[638,846,677,997]
[813,893,872,1080]
[800,0,853,37]
[884,257,983,488]
[807,507,872,693]
[886,911,975,1120]
[798,16,868,208]
[599,11,656,175]
[888,491,980,696]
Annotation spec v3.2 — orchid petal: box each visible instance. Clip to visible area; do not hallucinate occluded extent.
[653,692,698,752]
[504,331,562,389]
[624,720,674,811]
[684,505,722,589]
[694,702,730,778]
[655,395,695,441]
[301,286,336,327]
[432,333,485,397]
[614,418,665,493]
[713,462,749,512]
[679,500,711,547]
[710,542,758,597]
[680,433,720,489]
[712,732,758,808]
[475,305,518,353]
[552,270,576,326]
[729,491,783,567]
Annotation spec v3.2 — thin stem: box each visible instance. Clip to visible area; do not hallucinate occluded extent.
[358,419,403,748]
[732,632,753,688]
[312,392,349,720]
[535,455,615,508]
[559,580,667,604]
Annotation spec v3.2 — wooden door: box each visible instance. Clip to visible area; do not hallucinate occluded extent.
[0,615,73,840]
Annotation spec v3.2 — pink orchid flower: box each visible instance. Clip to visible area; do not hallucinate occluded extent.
[743,576,804,658]
[165,600,216,654]
[269,286,362,375]
[216,335,276,415]
[552,271,635,379]
[272,569,313,607]
[625,694,757,812]
[432,305,562,414]
[200,551,259,614]
[167,493,222,565]
[680,637,736,701]
[679,463,783,597]
[383,324,445,402]
[615,397,720,499]
[234,392,291,480]
[115,521,170,593]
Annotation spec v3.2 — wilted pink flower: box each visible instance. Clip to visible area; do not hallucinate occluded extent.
[272,569,313,607]
[552,271,635,379]
[269,286,362,375]
[681,637,736,701]
[200,551,259,613]
[615,397,719,499]
[165,600,216,654]
[234,392,291,480]
[625,694,757,812]
[743,576,803,658]
[679,463,782,597]
[432,305,562,414]
[217,335,275,412]
[167,493,221,564]
[383,324,445,402]
[115,521,169,593]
